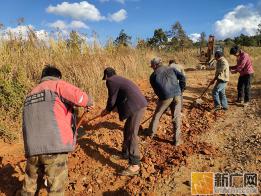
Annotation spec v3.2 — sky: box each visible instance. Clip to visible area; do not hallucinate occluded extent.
[0,0,261,44]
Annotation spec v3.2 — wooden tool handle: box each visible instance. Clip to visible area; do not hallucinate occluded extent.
[141,115,153,125]
[199,82,212,98]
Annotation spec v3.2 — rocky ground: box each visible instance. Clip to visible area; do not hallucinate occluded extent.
[0,70,260,195]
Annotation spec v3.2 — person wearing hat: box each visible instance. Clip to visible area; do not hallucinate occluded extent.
[209,51,230,111]
[20,65,94,195]
[229,45,254,106]
[101,67,147,176]
[146,57,186,146]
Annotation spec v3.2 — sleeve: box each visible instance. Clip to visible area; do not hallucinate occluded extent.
[234,55,247,73]
[150,74,159,96]
[57,80,91,107]
[172,68,186,92]
[105,80,119,112]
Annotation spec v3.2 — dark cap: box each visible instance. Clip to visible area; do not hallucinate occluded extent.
[102,67,116,80]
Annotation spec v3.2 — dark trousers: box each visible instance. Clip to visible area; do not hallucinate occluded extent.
[237,74,253,103]
[122,107,145,165]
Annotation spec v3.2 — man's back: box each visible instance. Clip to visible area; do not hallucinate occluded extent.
[150,66,185,100]
[23,76,88,156]
[106,75,147,120]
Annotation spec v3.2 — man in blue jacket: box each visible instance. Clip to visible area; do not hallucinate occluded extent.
[147,57,186,146]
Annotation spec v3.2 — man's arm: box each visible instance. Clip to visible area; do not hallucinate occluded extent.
[150,74,160,97]
[172,68,186,92]
[105,80,119,112]
[230,54,247,73]
[57,80,93,107]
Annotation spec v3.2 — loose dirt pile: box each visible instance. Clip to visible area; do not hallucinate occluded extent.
[0,70,259,195]
[62,92,221,195]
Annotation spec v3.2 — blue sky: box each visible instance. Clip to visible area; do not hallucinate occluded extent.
[0,0,260,43]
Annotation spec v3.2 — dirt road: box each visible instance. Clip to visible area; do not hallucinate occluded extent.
[0,70,260,195]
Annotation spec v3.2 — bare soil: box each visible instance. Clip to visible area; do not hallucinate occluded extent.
[0,70,260,195]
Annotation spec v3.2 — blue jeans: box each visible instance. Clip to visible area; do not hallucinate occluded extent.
[212,80,228,109]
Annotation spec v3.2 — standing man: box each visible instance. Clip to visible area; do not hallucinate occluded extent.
[21,65,94,195]
[147,57,186,146]
[101,67,147,176]
[209,51,229,111]
[229,46,254,106]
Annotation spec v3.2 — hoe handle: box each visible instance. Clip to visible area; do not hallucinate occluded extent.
[76,112,101,130]
[141,115,153,125]
[199,82,212,98]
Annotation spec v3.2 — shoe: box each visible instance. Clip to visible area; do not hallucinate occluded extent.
[222,107,228,111]
[119,166,140,176]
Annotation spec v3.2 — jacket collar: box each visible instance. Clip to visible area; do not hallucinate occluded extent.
[40,76,60,83]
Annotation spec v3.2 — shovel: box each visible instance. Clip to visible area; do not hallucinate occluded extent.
[76,112,101,130]
[139,114,153,132]
[193,82,212,105]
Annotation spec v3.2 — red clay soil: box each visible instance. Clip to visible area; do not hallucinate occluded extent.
[0,72,224,196]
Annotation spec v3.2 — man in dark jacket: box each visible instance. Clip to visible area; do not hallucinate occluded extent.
[147,57,186,146]
[20,65,94,195]
[101,67,147,176]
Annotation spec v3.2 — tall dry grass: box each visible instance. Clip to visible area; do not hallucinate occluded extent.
[0,31,158,140]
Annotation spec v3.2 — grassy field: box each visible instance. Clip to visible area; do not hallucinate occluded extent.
[0,32,260,141]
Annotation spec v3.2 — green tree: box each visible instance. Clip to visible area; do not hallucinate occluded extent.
[147,28,168,49]
[113,29,132,47]
[167,21,192,49]
[224,38,235,46]
[234,34,256,46]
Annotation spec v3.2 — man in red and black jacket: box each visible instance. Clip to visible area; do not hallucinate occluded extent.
[101,67,147,176]
[21,65,94,195]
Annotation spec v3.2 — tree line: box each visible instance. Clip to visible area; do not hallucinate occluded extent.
[113,21,261,50]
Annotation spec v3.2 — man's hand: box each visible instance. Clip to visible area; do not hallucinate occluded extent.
[85,105,94,112]
[101,109,110,117]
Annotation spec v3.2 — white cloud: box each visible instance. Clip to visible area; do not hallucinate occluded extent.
[48,20,89,30]
[0,25,49,41]
[70,20,89,29]
[108,9,127,22]
[189,33,201,42]
[46,1,105,21]
[214,4,261,39]
[49,20,67,29]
